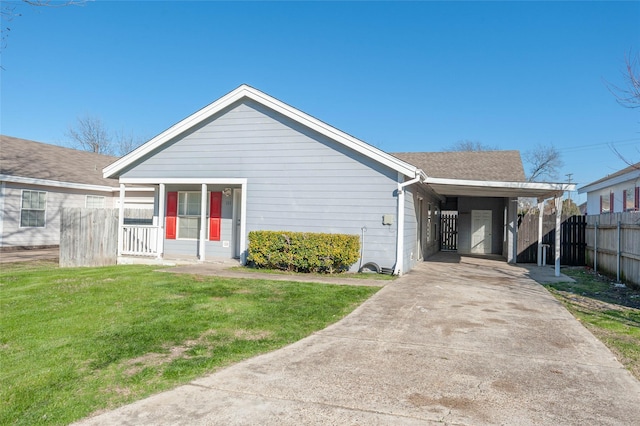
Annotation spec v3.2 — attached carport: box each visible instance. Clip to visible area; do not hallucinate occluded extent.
[422,176,575,276]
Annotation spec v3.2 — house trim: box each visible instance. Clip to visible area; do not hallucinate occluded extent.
[424,176,574,199]
[103,85,418,180]
[578,165,640,194]
[0,174,117,193]
[120,178,248,185]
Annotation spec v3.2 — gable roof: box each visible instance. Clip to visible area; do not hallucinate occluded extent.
[578,162,640,193]
[1,135,119,190]
[103,84,420,179]
[391,151,526,182]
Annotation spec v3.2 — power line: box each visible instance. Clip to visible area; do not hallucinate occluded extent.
[557,138,640,153]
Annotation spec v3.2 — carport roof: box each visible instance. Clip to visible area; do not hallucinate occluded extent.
[392,151,526,182]
[392,151,573,200]
[423,177,573,200]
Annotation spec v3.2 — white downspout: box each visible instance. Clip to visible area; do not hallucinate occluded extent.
[393,171,424,276]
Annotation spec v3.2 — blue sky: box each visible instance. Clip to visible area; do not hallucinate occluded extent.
[1,1,639,204]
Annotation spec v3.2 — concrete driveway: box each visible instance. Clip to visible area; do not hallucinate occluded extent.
[75,254,640,425]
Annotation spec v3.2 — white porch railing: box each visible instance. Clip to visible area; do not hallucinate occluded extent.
[121,225,158,256]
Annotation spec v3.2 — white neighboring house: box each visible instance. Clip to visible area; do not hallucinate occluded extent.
[0,135,153,249]
[578,162,640,215]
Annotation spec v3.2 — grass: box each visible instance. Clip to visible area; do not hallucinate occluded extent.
[545,267,640,380]
[0,261,380,425]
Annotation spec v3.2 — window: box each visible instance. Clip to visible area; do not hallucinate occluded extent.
[86,195,106,208]
[21,190,46,227]
[624,188,635,212]
[600,193,611,213]
[178,192,201,239]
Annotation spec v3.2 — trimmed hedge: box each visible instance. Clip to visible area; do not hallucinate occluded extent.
[247,230,360,273]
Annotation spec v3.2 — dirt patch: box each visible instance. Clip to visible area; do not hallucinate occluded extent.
[234,329,273,340]
[123,329,218,376]
[563,267,640,309]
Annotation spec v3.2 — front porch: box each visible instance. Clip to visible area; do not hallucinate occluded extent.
[115,178,247,264]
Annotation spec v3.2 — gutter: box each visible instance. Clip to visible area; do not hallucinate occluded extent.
[393,170,425,276]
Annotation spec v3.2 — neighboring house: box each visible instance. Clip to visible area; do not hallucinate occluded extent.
[0,135,153,249]
[103,85,572,274]
[578,162,640,215]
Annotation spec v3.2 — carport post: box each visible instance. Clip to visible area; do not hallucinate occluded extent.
[554,195,563,277]
[537,200,544,266]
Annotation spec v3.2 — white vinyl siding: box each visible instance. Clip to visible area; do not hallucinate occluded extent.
[20,190,46,227]
[123,99,402,269]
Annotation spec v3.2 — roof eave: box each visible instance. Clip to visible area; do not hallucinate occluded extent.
[424,177,575,199]
[577,169,640,194]
[1,174,118,192]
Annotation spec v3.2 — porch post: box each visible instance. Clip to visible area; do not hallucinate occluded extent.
[554,195,563,277]
[537,200,544,266]
[157,184,165,259]
[117,184,125,258]
[199,183,207,261]
[240,181,248,265]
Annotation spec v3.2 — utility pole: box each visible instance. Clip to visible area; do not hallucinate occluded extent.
[565,173,573,202]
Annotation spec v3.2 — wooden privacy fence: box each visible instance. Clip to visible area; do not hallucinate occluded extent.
[517,213,586,266]
[60,208,153,267]
[586,212,640,287]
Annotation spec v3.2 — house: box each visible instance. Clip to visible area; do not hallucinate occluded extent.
[0,135,153,249]
[103,85,573,275]
[578,162,640,215]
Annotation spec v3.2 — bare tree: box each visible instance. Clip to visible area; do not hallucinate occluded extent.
[605,51,640,169]
[66,115,114,155]
[447,140,497,151]
[1,0,87,51]
[114,129,145,156]
[607,51,640,109]
[524,144,564,182]
[66,115,144,156]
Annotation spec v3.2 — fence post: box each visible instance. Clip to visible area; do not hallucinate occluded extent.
[617,220,621,283]
[594,221,598,273]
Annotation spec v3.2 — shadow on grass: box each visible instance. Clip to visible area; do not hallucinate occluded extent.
[552,267,640,310]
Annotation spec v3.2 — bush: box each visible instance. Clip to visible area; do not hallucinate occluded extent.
[247,230,360,273]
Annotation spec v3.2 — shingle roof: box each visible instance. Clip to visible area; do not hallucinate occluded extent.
[0,135,119,187]
[391,150,527,182]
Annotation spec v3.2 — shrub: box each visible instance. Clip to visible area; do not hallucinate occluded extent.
[247,230,360,273]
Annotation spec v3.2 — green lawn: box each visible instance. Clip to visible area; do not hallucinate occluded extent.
[0,262,380,425]
[545,268,640,380]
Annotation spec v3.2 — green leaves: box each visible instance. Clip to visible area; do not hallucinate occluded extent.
[247,231,360,273]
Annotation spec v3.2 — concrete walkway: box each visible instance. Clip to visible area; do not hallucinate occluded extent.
[74,254,640,425]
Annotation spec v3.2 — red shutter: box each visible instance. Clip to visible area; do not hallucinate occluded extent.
[636,187,640,210]
[610,192,615,213]
[209,192,222,241]
[600,195,603,213]
[623,190,628,212]
[166,192,178,239]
